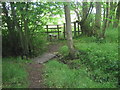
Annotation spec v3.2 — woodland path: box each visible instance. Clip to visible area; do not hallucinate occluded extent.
[27,42,64,88]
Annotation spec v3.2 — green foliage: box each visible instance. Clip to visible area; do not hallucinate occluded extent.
[76,29,118,83]
[105,28,118,43]
[44,60,116,88]
[31,33,47,57]
[2,57,30,88]
[2,2,64,57]
[76,42,118,80]
[75,36,96,43]
[57,28,118,87]
[58,45,69,56]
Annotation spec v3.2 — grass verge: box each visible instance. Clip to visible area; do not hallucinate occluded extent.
[2,57,31,88]
[43,60,116,88]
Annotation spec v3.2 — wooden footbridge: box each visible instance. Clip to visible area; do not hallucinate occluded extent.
[45,21,81,41]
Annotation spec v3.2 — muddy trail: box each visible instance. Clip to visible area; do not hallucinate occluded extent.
[27,42,64,88]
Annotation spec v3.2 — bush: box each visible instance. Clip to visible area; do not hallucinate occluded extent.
[59,45,69,56]
[2,29,48,57]
[31,33,47,57]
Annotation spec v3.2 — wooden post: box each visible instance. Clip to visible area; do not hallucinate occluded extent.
[74,22,76,37]
[57,25,59,39]
[46,25,48,40]
[63,23,66,39]
[78,22,80,35]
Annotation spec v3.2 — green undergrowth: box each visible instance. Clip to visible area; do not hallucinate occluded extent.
[44,60,116,88]
[75,27,118,43]
[44,28,118,88]
[32,33,48,57]
[2,57,31,88]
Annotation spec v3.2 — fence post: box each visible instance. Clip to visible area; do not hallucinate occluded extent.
[74,22,76,37]
[63,23,66,39]
[46,25,49,40]
[57,25,59,39]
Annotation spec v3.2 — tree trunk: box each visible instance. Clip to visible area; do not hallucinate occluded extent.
[82,2,88,20]
[64,3,75,58]
[114,1,120,27]
[106,3,110,28]
[103,4,106,28]
[81,2,88,35]
[22,2,30,58]
[108,2,113,26]
[2,3,15,55]
[74,10,80,21]
[79,2,94,36]
[95,2,101,37]
[11,2,26,56]
[102,2,109,38]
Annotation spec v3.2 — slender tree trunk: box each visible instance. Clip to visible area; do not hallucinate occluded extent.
[114,1,120,27]
[112,2,117,26]
[80,2,89,35]
[103,4,106,28]
[95,2,101,37]
[82,2,88,20]
[106,2,110,28]
[74,10,80,21]
[108,2,113,26]
[10,2,19,55]
[23,2,30,57]
[102,2,109,38]
[64,3,75,58]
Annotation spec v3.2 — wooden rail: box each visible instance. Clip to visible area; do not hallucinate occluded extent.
[45,21,81,41]
[44,27,62,29]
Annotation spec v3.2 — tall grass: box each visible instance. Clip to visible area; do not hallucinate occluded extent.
[2,57,30,88]
[105,27,118,43]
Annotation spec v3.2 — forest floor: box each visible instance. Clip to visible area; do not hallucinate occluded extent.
[27,42,64,88]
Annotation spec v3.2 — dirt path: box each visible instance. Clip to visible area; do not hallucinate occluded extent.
[27,42,64,88]
[27,63,44,88]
